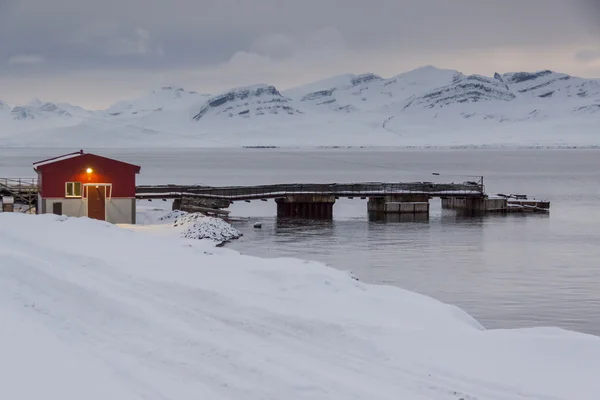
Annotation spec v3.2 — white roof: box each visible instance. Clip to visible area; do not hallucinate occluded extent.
[33,151,84,169]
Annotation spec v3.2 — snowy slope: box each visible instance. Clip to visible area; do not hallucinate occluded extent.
[1,213,600,399]
[0,66,598,148]
[104,86,210,118]
[283,66,459,113]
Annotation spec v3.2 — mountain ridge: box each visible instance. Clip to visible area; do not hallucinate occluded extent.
[1,66,598,148]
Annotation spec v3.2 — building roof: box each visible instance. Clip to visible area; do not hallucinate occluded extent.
[33,150,141,173]
[32,150,85,168]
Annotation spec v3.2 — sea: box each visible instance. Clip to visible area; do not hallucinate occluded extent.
[2,147,599,335]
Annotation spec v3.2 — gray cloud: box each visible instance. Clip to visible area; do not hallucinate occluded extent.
[576,49,600,62]
[0,0,599,107]
[1,0,596,68]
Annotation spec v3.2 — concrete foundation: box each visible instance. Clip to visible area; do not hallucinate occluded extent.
[367,195,430,214]
[507,199,550,211]
[275,195,335,219]
[441,197,507,212]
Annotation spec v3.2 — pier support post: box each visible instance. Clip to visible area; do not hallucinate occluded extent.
[441,197,507,213]
[275,195,336,219]
[367,195,430,216]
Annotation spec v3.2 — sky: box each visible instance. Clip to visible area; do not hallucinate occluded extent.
[1,0,599,109]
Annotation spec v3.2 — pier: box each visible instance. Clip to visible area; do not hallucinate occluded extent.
[135,180,550,219]
[1,177,551,219]
[0,178,37,212]
[136,181,484,219]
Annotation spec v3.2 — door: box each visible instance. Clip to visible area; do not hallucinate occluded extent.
[88,186,106,221]
[52,202,62,215]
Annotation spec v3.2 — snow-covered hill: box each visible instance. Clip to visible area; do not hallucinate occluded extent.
[2,213,600,400]
[1,66,598,148]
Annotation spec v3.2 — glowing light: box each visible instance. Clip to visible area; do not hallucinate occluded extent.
[86,168,93,174]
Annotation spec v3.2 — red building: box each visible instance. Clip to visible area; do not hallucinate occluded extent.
[33,150,141,224]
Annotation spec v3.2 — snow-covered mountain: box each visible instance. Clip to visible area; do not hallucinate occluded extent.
[192,84,302,120]
[1,66,598,148]
[1,98,89,121]
[402,73,516,110]
[104,86,210,118]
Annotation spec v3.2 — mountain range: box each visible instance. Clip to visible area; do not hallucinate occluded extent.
[1,66,598,148]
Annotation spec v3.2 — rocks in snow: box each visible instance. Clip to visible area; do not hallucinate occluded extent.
[158,211,242,242]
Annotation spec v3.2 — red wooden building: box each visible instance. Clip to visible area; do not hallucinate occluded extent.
[33,150,141,224]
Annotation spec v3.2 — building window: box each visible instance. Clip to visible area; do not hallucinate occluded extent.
[66,182,82,197]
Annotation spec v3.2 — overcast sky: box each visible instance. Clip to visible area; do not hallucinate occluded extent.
[1,0,599,109]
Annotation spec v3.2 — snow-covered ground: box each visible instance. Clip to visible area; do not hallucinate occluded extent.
[1,66,598,148]
[1,212,600,399]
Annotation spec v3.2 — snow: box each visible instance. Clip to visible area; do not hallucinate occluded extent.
[131,208,242,243]
[0,66,599,148]
[1,212,600,399]
[32,150,83,168]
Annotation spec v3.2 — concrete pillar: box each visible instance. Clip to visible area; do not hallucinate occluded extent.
[441,197,507,212]
[367,195,430,215]
[276,195,336,219]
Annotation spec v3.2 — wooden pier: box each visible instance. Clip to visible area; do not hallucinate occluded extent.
[135,180,549,219]
[0,178,38,213]
[136,181,487,219]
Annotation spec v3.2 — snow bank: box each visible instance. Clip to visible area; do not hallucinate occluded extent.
[132,208,242,243]
[1,213,600,399]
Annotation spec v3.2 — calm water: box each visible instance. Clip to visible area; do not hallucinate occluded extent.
[2,148,600,335]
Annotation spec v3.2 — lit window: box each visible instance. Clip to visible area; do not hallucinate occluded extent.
[66,182,82,197]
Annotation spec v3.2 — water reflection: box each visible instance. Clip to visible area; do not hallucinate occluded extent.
[368,212,430,223]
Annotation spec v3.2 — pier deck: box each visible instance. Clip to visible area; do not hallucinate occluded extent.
[135,181,486,201]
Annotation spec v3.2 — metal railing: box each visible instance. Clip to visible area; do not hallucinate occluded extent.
[0,178,38,191]
[136,181,486,201]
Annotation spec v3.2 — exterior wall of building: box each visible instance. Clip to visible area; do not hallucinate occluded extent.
[37,193,43,214]
[36,154,140,198]
[106,198,136,224]
[40,197,136,224]
[42,198,86,218]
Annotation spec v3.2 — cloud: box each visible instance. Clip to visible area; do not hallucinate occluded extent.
[248,27,348,62]
[576,49,600,63]
[249,34,298,60]
[8,54,45,65]
[0,0,596,71]
[104,28,164,56]
[0,0,599,107]
[64,22,164,57]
